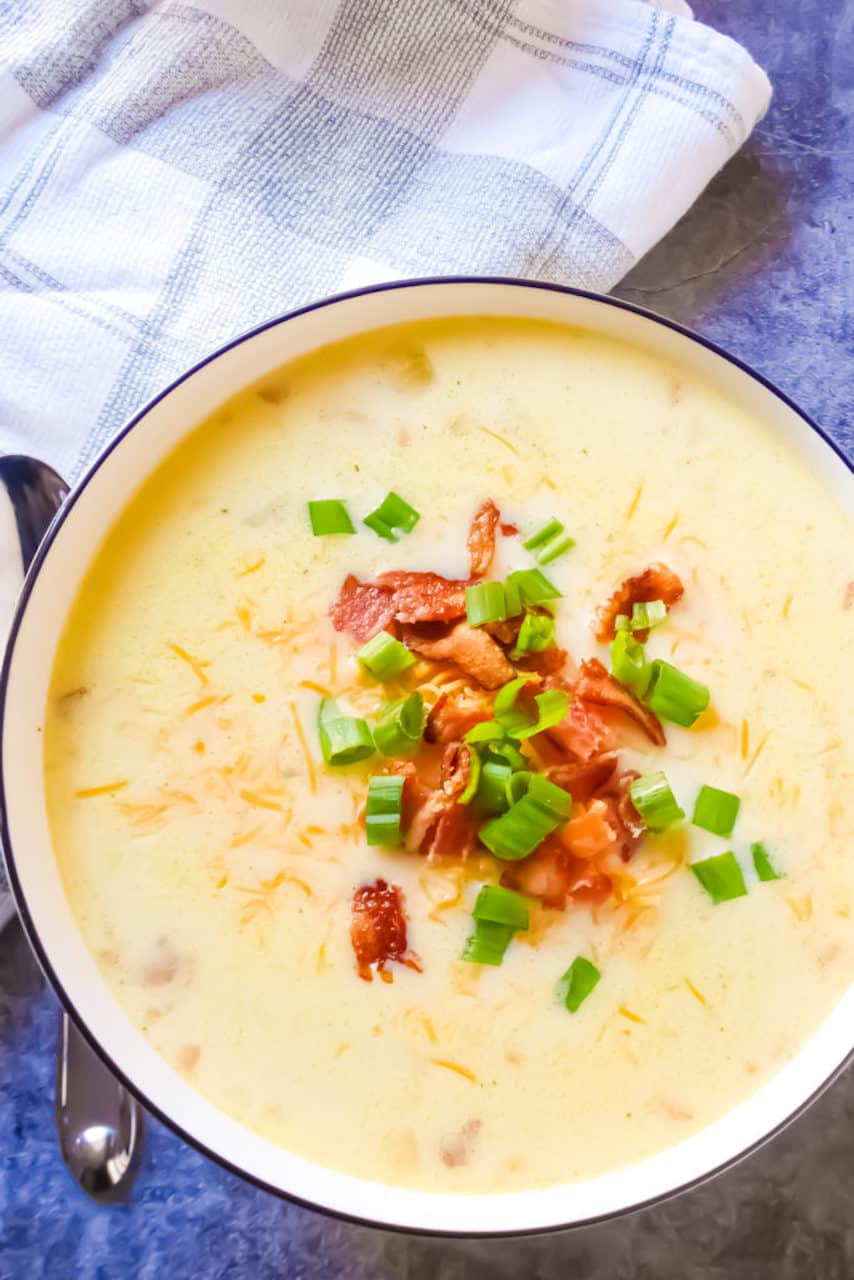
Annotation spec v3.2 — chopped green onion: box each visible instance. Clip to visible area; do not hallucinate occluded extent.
[479,775,572,861]
[557,957,601,1013]
[365,774,405,846]
[692,785,740,837]
[630,599,667,632]
[505,568,562,609]
[308,499,355,536]
[690,851,747,903]
[505,769,533,807]
[645,660,710,728]
[461,918,513,965]
[522,518,575,566]
[317,698,375,765]
[493,676,569,740]
[363,491,420,541]
[503,575,522,619]
[357,631,415,679]
[465,720,507,745]
[465,581,507,627]
[485,739,528,771]
[458,748,482,805]
[474,760,512,816]
[751,841,783,882]
[510,611,556,658]
[537,533,575,565]
[629,771,684,831]
[610,627,651,698]
[523,518,564,552]
[372,692,425,756]
[472,884,530,931]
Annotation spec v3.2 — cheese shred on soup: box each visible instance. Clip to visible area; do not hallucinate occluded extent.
[44,318,854,1192]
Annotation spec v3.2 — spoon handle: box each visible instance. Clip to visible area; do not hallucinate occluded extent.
[56,1012,144,1199]
[0,454,145,1199]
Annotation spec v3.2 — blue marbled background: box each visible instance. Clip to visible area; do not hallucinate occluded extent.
[1,1,852,1275]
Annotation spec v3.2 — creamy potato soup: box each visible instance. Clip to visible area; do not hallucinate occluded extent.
[44,319,854,1193]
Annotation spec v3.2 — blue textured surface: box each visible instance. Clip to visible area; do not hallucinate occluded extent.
[1,2,853,1276]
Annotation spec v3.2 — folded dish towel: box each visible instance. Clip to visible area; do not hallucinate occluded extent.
[0,0,770,482]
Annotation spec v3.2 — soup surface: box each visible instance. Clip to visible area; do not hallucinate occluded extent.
[44,318,854,1193]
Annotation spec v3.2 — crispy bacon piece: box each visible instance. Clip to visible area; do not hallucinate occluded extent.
[596,767,644,860]
[515,645,569,677]
[547,753,618,803]
[501,837,611,909]
[500,521,518,536]
[576,658,665,747]
[544,695,613,762]
[441,742,474,800]
[350,879,421,982]
[423,801,480,861]
[401,622,515,690]
[594,562,684,642]
[483,617,523,647]
[425,687,492,743]
[377,570,470,624]
[329,574,395,642]
[468,499,500,577]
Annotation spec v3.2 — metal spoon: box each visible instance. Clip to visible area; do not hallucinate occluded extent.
[0,454,145,1200]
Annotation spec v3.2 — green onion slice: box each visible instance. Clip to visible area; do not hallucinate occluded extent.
[692,784,740,837]
[357,631,415,679]
[308,499,355,536]
[506,568,562,609]
[458,748,482,805]
[363,491,421,542]
[751,841,783,882]
[522,518,575,566]
[557,956,601,1013]
[630,599,667,632]
[317,698,375,765]
[372,692,425,757]
[461,918,513,966]
[523,518,564,552]
[485,739,528,771]
[493,676,569,740]
[510,611,556,658]
[479,775,572,861]
[505,769,533,807]
[365,774,405,846]
[472,884,530,931]
[645,660,710,728]
[474,760,512,817]
[610,628,651,698]
[690,851,747,903]
[464,720,507,745]
[465,581,507,627]
[629,771,684,831]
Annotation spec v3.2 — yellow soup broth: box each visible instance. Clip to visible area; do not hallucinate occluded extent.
[44,318,854,1192]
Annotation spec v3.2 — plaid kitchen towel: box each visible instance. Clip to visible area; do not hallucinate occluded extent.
[0,0,770,483]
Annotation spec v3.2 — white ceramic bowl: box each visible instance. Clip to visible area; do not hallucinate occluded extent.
[2,279,852,1236]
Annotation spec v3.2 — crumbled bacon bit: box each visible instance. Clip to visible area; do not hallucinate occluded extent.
[500,521,518,536]
[594,563,684,642]
[351,879,421,982]
[544,695,613,762]
[576,658,666,747]
[441,742,474,800]
[468,499,501,578]
[515,645,569,676]
[547,753,618,803]
[422,801,480,861]
[559,799,619,860]
[501,836,611,909]
[425,687,492,743]
[401,621,514,689]
[377,571,470,624]
[329,574,395,641]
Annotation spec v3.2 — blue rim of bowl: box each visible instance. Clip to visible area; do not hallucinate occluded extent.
[1,276,851,1238]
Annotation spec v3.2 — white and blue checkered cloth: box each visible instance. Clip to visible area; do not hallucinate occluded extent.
[0,0,770,483]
